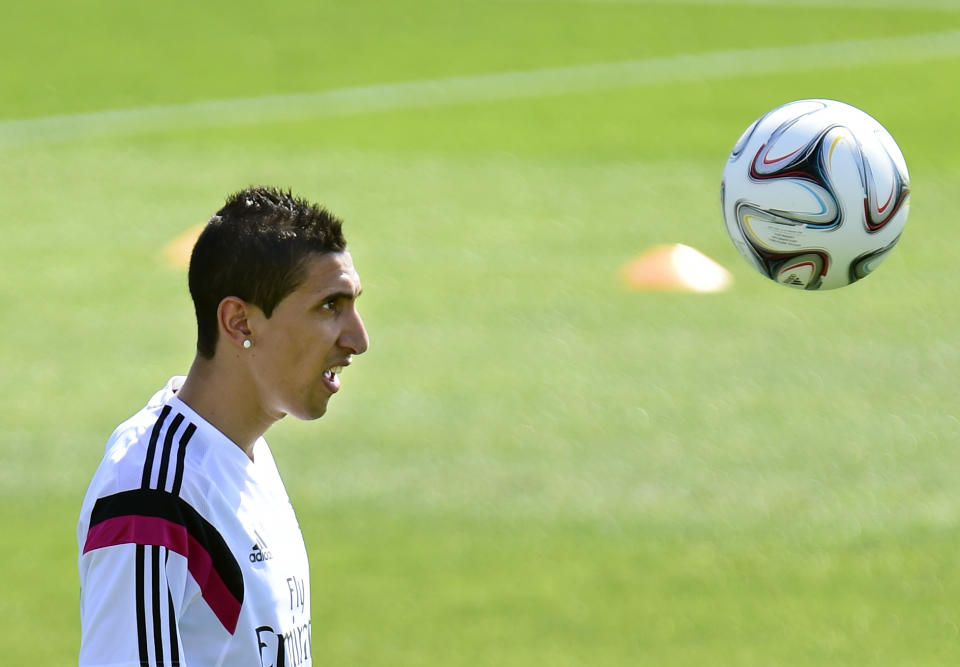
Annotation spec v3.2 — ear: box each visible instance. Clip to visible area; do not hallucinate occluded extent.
[217,296,255,351]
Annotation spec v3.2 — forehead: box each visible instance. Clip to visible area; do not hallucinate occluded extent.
[294,251,361,296]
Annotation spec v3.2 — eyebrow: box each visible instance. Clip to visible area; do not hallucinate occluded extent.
[319,287,362,301]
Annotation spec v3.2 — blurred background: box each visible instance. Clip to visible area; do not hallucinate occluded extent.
[2,0,959,664]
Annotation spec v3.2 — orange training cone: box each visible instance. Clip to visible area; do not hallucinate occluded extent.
[161,224,205,269]
[622,243,733,293]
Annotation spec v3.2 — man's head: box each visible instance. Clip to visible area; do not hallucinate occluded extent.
[189,186,348,359]
[185,186,369,427]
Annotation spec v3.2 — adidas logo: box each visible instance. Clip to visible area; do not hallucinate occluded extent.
[248,535,274,563]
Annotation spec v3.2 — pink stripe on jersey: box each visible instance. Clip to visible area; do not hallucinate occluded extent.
[83,514,242,634]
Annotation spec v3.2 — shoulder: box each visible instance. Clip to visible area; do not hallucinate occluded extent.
[79,398,230,567]
[81,380,217,516]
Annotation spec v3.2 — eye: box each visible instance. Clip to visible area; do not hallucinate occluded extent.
[320,299,340,313]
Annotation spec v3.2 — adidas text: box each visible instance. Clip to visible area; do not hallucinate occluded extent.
[249,543,273,563]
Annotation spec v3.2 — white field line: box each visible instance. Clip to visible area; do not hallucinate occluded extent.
[2,29,959,148]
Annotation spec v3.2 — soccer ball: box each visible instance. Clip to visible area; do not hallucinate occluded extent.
[720,99,910,290]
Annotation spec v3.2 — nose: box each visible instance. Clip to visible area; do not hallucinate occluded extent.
[339,309,370,356]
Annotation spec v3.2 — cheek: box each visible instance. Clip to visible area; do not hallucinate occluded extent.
[253,330,306,384]
[258,317,338,377]
[285,330,336,378]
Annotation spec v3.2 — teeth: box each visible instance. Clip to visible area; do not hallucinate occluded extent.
[329,366,343,375]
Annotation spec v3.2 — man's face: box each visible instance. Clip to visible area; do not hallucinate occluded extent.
[247,251,369,421]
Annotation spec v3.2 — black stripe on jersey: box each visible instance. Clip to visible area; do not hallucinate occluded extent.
[164,549,181,666]
[89,489,245,609]
[155,413,185,492]
[136,544,149,666]
[151,546,165,666]
[167,586,180,666]
[171,423,196,497]
[141,405,172,489]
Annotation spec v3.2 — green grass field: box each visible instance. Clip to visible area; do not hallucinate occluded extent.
[2,0,960,664]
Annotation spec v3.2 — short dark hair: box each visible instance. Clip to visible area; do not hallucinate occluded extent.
[188,186,348,358]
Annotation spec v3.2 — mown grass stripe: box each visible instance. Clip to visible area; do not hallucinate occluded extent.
[1,29,958,147]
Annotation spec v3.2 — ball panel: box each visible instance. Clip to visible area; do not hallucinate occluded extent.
[750,109,832,179]
[773,252,827,290]
[850,234,901,282]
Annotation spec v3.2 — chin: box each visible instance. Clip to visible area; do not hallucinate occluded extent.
[284,388,334,421]
[295,401,330,421]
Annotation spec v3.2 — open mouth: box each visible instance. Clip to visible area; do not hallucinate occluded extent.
[322,366,343,393]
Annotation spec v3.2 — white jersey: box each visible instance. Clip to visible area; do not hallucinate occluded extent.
[77,377,312,667]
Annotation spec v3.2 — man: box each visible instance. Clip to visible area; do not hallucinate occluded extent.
[77,186,369,666]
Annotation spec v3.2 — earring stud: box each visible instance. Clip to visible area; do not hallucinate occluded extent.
[242,339,252,349]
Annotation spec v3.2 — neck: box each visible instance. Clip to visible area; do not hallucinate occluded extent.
[176,355,278,460]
